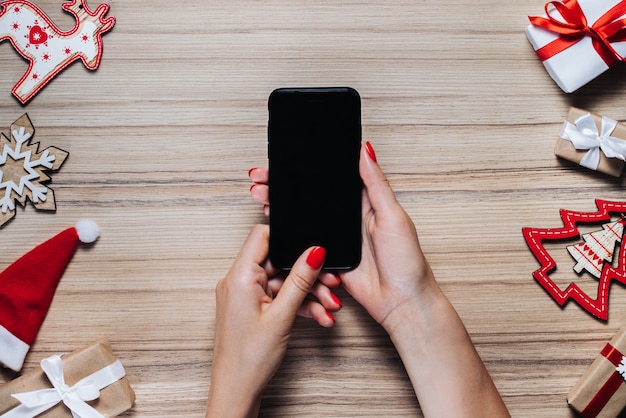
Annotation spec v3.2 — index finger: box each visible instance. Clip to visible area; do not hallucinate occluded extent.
[234,224,271,268]
[249,167,269,184]
[234,224,286,282]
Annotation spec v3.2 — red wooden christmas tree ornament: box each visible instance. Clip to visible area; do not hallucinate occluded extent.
[522,200,626,320]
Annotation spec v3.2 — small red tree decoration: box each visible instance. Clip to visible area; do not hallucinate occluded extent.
[522,200,626,320]
[567,218,625,278]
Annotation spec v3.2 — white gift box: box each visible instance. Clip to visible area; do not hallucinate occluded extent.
[526,0,626,93]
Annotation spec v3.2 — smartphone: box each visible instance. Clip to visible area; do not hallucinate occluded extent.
[268,87,362,270]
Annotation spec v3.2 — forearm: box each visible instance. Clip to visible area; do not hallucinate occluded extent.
[206,359,263,418]
[206,382,261,418]
[383,284,510,418]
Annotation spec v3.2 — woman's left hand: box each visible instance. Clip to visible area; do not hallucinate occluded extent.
[207,224,341,417]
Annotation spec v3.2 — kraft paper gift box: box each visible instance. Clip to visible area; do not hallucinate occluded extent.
[554,107,626,177]
[526,0,626,93]
[568,327,626,417]
[0,339,135,417]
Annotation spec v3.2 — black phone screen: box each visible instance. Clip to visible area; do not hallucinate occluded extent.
[268,87,362,270]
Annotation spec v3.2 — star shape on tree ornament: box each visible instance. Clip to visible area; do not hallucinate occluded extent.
[522,200,626,320]
[0,114,68,228]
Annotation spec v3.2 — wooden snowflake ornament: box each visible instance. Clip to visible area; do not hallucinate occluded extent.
[522,200,626,320]
[0,114,68,227]
[0,0,115,104]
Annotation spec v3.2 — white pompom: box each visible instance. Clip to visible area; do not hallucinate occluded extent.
[75,220,100,243]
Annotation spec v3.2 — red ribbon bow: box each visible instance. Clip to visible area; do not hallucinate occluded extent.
[529,0,626,66]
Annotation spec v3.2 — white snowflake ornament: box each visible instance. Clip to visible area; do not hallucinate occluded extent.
[0,114,68,227]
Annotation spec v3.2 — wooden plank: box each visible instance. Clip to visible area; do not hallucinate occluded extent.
[1,0,624,416]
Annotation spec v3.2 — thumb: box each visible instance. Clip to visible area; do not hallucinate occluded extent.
[360,142,400,214]
[270,246,326,318]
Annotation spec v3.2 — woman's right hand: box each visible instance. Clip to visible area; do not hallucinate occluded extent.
[250,142,510,417]
[249,142,440,332]
[336,142,441,331]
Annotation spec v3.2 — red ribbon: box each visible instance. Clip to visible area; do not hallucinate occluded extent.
[529,0,626,65]
[581,343,626,417]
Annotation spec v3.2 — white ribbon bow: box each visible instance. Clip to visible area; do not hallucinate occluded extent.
[560,113,626,171]
[1,355,126,418]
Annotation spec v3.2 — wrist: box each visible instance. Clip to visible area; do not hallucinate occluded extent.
[380,278,443,340]
[206,372,262,418]
[207,388,261,418]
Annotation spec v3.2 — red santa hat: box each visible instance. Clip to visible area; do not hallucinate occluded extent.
[0,220,100,372]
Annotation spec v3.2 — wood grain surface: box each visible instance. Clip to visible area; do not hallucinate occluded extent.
[2,0,626,416]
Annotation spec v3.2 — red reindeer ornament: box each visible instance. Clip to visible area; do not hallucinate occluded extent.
[0,0,115,104]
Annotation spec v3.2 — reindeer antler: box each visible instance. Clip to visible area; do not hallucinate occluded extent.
[62,0,115,33]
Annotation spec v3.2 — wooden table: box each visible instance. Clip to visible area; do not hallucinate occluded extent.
[2,0,626,416]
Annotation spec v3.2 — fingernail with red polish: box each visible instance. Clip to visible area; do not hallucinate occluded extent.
[330,293,343,308]
[306,246,326,269]
[326,311,336,325]
[248,167,257,177]
[250,184,257,193]
[365,141,377,162]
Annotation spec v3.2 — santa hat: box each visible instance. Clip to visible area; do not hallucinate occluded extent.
[0,220,100,372]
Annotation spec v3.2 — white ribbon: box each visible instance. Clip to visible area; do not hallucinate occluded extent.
[560,113,626,171]
[1,355,126,418]
[617,356,626,381]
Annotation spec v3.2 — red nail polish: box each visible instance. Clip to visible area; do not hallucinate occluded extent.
[334,274,342,285]
[330,292,343,308]
[365,141,377,162]
[248,167,257,177]
[325,311,336,324]
[250,184,257,193]
[306,246,326,269]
